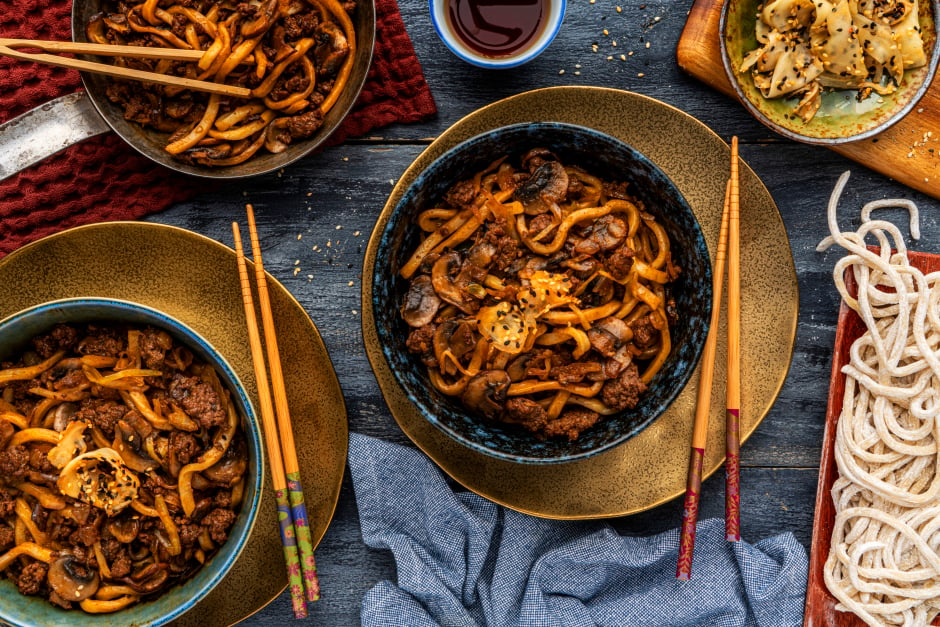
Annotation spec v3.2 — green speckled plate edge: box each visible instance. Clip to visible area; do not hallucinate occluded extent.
[0,222,348,626]
[361,86,798,519]
[720,0,940,143]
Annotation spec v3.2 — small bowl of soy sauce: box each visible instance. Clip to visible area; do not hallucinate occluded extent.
[429,0,566,69]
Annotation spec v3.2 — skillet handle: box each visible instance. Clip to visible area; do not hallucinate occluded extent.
[0,91,110,182]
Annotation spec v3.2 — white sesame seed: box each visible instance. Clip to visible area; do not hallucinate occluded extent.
[559,69,565,74]
[638,72,645,77]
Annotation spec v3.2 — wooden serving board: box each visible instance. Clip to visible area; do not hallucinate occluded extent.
[677,0,940,200]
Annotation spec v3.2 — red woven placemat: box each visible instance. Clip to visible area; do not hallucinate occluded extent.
[0,0,437,257]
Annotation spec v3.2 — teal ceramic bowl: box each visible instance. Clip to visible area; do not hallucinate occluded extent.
[721,0,940,144]
[0,298,263,627]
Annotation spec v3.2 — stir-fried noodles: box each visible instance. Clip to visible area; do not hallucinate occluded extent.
[739,0,928,122]
[87,0,357,166]
[399,148,681,441]
[0,323,247,612]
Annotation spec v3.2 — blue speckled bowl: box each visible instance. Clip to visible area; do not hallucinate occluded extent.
[373,122,712,464]
[0,298,263,627]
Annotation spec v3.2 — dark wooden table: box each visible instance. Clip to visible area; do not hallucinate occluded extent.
[138,1,940,624]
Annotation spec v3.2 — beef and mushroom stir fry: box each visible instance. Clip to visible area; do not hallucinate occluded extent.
[0,323,247,612]
[399,148,682,441]
[87,0,357,166]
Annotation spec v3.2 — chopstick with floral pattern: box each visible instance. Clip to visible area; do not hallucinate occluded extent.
[245,205,320,603]
[725,137,742,542]
[676,180,731,580]
[232,221,308,619]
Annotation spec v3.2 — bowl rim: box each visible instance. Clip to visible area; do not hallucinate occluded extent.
[373,120,712,464]
[428,0,567,69]
[719,0,940,145]
[0,296,263,627]
[70,0,376,179]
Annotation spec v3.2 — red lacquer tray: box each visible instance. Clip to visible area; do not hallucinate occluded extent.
[805,249,940,626]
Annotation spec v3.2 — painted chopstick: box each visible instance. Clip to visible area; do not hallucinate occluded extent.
[232,222,307,619]
[245,205,320,602]
[726,137,742,542]
[676,181,732,580]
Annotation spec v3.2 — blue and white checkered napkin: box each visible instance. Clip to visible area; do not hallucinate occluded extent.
[348,433,808,627]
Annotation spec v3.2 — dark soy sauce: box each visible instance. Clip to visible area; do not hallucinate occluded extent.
[446,0,548,58]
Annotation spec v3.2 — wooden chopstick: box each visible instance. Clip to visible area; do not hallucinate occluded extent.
[232,222,308,620]
[0,38,207,61]
[725,137,742,542]
[0,42,251,98]
[676,180,732,581]
[245,205,320,604]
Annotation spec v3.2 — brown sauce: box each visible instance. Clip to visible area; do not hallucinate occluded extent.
[446,0,548,58]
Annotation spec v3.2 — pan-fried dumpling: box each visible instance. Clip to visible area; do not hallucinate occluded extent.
[739,0,927,122]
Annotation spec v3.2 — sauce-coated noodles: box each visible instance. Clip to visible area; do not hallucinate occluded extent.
[88,0,357,166]
[400,148,681,441]
[0,323,247,612]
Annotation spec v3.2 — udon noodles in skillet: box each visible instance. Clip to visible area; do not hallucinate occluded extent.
[86,0,357,166]
[0,323,247,612]
[399,148,681,441]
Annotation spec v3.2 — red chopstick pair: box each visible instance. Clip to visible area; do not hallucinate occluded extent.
[676,137,742,580]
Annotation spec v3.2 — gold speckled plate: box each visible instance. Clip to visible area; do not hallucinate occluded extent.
[0,222,348,625]
[362,86,798,519]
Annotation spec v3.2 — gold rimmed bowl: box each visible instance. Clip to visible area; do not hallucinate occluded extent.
[372,121,713,465]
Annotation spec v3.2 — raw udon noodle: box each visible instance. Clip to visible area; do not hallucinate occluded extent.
[818,171,940,626]
[739,0,928,122]
[0,323,247,612]
[87,0,357,166]
[399,148,681,441]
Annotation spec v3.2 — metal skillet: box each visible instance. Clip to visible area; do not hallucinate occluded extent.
[0,0,375,180]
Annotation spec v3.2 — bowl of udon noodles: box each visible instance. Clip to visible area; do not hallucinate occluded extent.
[70,0,375,178]
[720,0,940,144]
[372,122,713,464]
[0,298,262,626]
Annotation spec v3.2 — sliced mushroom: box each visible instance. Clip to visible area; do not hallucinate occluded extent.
[573,215,627,255]
[520,147,559,172]
[125,562,169,593]
[51,402,79,432]
[48,554,100,602]
[401,275,442,328]
[603,344,634,379]
[431,252,478,314]
[586,316,633,358]
[202,438,248,486]
[506,354,534,382]
[432,319,477,366]
[108,517,140,544]
[112,421,161,474]
[513,161,569,213]
[314,21,349,77]
[461,370,511,419]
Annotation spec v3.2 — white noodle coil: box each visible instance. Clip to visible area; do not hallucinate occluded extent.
[820,172,940,626]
